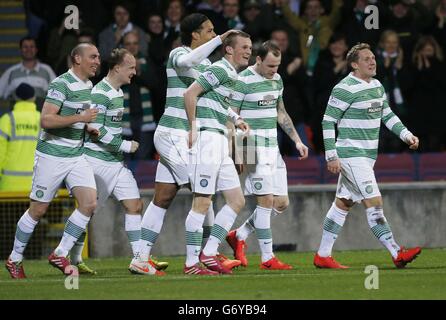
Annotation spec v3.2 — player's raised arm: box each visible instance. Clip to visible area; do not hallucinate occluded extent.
[175,30,240,69]
[277,99,308,160]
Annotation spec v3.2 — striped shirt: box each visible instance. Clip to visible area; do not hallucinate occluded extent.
[238,66,283,149]
[84,78,126,163]
[0,61,56,100]
[195,58,244,135]
[36,69,92,160]
[322,73,411,161]
[157,46,211,136]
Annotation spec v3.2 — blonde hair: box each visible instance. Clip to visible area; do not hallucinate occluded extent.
[346,43,370,69]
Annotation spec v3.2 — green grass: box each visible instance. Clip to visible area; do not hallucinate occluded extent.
[1,248,446,300]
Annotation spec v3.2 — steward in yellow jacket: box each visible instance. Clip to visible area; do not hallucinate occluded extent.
[0,83,40,191]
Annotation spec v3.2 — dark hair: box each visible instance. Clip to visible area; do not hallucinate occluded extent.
[114,2,130,14]
[257,40,281,60]
[70,43,95,65]
[346,43,371,69]
[108,48,131,70]
[328,33,347,45]
[180,13,209,46]
[19,36,36,48]
[222,30,250,52]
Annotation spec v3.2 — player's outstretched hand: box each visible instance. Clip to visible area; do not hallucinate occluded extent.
[130,140,139,153]
[406,134,419,150]
[220,29,240,41]
[295,142,309,160]
[80,108,98,123]
[235,118,250,136]
[327,158,341,174]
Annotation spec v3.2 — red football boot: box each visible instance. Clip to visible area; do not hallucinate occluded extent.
[216,253,241,270]
[48,251,72,275]
[226,230,248,267]
[392,247,421,268]
[5,257,26,279]
[183,263,219,275]
[313,253,349,269]
[260,257,293,270]
[199,252,232,274]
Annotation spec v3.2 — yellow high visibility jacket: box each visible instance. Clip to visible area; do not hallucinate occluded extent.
[0,100,40,191]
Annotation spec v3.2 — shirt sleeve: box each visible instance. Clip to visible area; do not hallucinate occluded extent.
[322,86,352,160]
[196,65,230,92]
[44,79,68,108]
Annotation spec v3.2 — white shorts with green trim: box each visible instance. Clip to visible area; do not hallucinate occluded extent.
[336,157,381,203]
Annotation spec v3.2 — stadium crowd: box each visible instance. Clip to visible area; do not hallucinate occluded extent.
[3,0,446,156]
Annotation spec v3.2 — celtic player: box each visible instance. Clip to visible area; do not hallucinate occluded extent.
[131,13,239,275]
[226,41,309,269]
[314,43,421,269]
[184,31,251,274]
[5,43,99,278]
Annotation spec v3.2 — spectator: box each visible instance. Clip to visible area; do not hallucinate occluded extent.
[337,0,384,49]
[312,33,349,154]
[0,36,56,110]
[98,3,148,61]
[280,0,343,75]
[121,31,159,160]
[146,13,169,65]
[196,0,227,34]
[0,84,40,191]
[408,35,446,151]
[164,0,185,51]
[375,30,415,152]
[271,29,311,155]
[222,0,245,30]
[384,0,432,64]
[432,0,446,54]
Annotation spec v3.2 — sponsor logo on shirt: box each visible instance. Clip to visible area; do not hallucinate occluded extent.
[111,111,123,122]
[367,101,383,113]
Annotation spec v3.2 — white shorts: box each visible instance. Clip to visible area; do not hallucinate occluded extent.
[30,155,96,202]
[190,131,240,195]
[85,156,140,209]
[154,130,192,186]
[243,152,288,196]
[336,158,381,203]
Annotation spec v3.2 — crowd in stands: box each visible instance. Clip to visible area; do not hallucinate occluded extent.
[2,0,446,159]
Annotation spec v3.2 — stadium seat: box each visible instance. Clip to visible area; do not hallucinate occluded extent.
[418,153,446,181]
[374,153,416,182]
[284,156,322,185]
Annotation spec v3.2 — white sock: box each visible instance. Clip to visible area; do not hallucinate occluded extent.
[10,210,38,262]
[236,211,256,241]
[254,206,274,262]
[70,232,86,265]
[139,202,166,261]
[125,213,142,258]
[202,202,214,248]
[317,203,348,258]
[55,209,90,257]
[185,210,206,267]
[366,206,400,258]
[203,205,237,256]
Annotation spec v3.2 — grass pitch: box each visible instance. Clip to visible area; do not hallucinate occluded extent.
[1,248,445,300]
